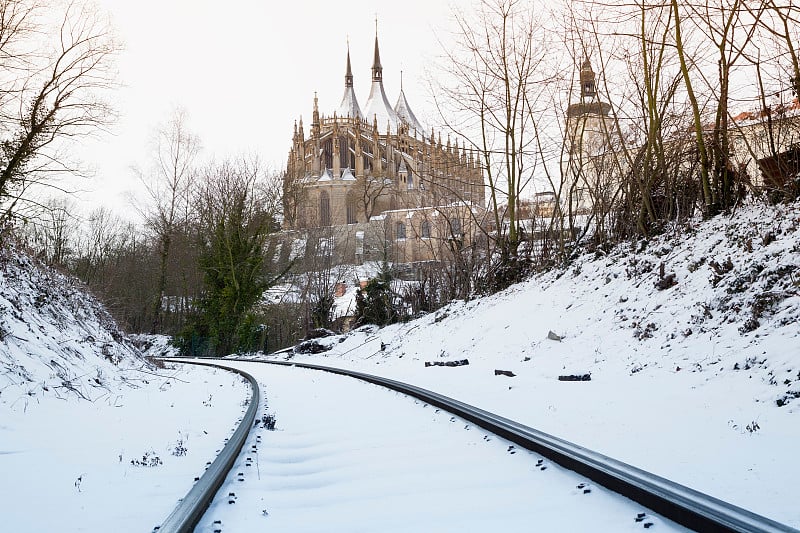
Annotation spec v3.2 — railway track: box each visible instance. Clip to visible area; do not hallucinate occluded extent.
[156,357,798,533]
[154,361,260,533]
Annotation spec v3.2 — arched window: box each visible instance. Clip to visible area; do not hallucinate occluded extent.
[322,139,333,169]
[346,198,357,225]
[421,220,431,239]
[319,190,331,226]
[449,217,462,237]
[339,135,349,168]
[396,221,406,240]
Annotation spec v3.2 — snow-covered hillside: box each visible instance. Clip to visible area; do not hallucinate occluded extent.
[256,199,800,527]
[0,243,147,404]
[0,244,249,531]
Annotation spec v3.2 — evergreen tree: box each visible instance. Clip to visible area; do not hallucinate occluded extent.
[354,262,402,327]
[176,158,279,356]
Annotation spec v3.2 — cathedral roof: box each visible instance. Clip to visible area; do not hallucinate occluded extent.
[363,33,398,132]
[338,86,363,119]
[394,86,423,133]
[364,80,399,132]
[337,47,363,119]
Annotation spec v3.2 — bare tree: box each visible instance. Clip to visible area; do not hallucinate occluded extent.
[756,1,800,97]
[354,175,391,223]
[686,0,763,210]
[435,0,550,273]
[73,205,129,286]
[21,195,76,266]
[135,108,200,333]
[0,0,119,225]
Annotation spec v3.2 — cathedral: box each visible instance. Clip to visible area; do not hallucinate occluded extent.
[283,34,485,234]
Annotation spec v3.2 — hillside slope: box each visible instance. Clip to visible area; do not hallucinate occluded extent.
[0,244,249,531]
[267,199,800,527]
[0,244,147,404]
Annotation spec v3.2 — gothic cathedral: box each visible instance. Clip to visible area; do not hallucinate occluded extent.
[283,34,485,231]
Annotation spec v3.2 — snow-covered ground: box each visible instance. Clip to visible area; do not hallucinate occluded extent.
[2,199,798,531]
[196,361,690,532]
[0,363,249,531]
[243,200,800,528]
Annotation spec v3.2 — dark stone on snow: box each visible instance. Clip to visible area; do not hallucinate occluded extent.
[547,331,563,341]
[655,272,677,290]
[494,369,516,377]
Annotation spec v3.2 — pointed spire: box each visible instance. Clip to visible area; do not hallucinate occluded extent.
[372,26,383,82]
[363,21,397,132]
[345,41,354,88]
[580,55,596,99]
[337,41,363,120]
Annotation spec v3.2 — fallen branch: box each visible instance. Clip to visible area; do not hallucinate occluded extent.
[558,374,591,381]
[425,359,469,368]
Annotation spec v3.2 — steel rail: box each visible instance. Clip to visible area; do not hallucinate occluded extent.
[221,357,797,533]
[155,361,260,533]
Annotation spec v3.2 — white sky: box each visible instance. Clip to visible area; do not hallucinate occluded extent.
[81,0,457,216]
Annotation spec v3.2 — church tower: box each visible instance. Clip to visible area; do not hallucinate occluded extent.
[566,56,612,156]
[564,55,615,214]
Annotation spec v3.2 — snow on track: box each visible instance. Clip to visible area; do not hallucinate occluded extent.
[0,364,249,532]
[196,361,690,532]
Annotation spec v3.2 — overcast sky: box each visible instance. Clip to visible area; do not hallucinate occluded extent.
[80,0,458,215]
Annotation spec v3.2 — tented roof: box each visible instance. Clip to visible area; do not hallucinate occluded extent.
[337,86,363,120]
[364,79,398,132]
[394,89,423,133]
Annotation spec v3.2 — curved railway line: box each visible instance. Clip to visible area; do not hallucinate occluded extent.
[156,358,799,533]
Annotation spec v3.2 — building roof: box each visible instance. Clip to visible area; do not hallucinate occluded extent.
[337,47,363,119]
[363,33,398,132]
[364,80,399,131]
[394,86,423,133]
[566,101,611,118]
[338,87,363,120]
